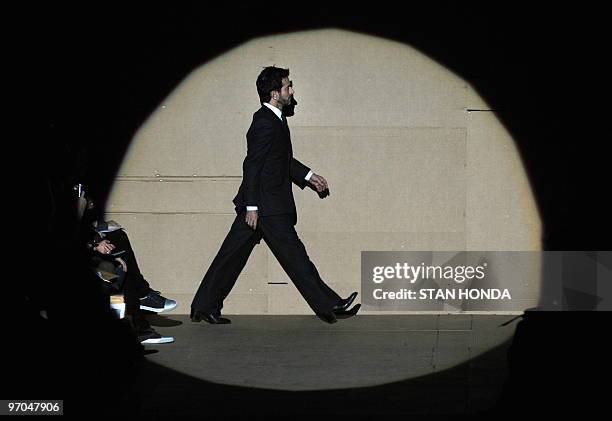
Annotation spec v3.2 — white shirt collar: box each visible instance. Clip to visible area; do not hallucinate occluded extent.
[263,102,283,121]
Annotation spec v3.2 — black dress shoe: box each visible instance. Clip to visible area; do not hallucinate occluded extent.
[190,309,231,324]
[333,292,358,313]
[318,311,338,324]
[334,303,361,319]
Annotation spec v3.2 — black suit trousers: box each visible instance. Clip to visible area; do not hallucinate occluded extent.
[191,212,341,315]
[103,229,151,315]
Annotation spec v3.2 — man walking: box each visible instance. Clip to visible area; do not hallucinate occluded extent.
[191,66,359,324]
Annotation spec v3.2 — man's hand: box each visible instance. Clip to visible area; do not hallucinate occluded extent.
[95,240,115,255]
[245,210,258,230]
[308,173,329,193]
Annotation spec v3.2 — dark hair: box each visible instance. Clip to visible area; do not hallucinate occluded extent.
[256,66,289,104]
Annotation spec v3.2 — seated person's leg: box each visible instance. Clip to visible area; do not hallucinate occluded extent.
[104,229,151,295]
[103,227,177,313]
[108,264,174,344]
[124,308,174,344]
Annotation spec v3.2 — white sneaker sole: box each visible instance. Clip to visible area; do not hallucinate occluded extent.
[140,301,177,313]
[141,336,175,344]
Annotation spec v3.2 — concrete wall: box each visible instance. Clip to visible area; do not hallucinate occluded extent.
[106,29,541,314]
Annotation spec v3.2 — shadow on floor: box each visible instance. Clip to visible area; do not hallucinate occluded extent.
[133,345,509,417]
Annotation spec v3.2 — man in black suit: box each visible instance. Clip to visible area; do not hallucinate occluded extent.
[191,66,360,324]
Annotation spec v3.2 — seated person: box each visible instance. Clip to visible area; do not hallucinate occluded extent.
[78,186,177,344]
[92,224,177,314]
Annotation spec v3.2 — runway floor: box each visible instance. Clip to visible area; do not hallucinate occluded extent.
[131,314,519,417]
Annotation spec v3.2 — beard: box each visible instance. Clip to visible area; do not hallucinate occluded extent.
[283,96,298,117]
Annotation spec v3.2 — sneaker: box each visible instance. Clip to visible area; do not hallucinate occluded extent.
[138,327,174,344]
[139,290,177,313]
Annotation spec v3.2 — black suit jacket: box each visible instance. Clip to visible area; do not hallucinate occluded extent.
[233,105,310,218]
